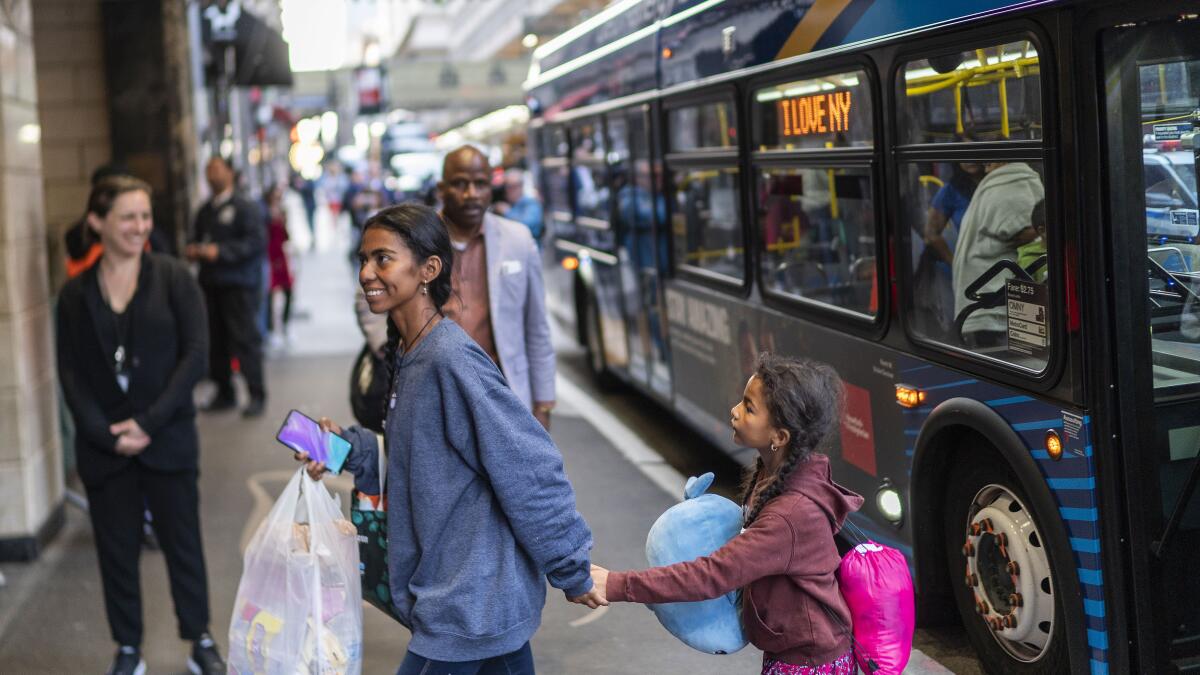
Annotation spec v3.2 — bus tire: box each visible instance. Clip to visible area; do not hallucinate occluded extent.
[943,452,1070,674]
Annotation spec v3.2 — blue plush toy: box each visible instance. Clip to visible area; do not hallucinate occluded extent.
[644,472,748,655]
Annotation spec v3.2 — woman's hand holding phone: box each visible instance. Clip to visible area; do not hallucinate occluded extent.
[291,416,346,480]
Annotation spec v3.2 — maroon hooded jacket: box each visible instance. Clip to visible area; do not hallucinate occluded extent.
[607,454,864,666]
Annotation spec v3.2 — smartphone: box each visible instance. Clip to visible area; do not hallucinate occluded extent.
[277,410,352,475]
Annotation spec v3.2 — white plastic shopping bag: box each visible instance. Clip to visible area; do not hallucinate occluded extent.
[228,468,363,675]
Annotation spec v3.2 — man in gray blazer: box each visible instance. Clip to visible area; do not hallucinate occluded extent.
[438,146,556,429]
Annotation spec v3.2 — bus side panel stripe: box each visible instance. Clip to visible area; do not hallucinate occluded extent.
[1091,658,1109,675]
[1087,629,1109,649]
[1084,598,1106,618]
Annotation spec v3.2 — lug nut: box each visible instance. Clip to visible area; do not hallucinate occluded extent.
[976,599,990,615]
[1009,593,1023,608]
[1006,561,1020,576]
[996,532,1008,547]
[970,522,982,536]
[963,542,975,557]
[1003,614,1018,628]
[981,518,994,533]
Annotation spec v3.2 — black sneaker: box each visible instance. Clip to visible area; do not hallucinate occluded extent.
[242,397,266,418]
[106,645,145,675]
[187,633,226,675]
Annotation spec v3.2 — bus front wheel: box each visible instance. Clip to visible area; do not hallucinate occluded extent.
[943,454,1069,674]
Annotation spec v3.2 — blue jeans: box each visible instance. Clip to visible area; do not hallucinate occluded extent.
[395,642,535,675]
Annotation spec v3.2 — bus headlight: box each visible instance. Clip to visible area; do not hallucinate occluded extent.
[876,480,904,525]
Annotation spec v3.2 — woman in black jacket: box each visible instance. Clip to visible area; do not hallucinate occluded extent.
[56,176,225,675]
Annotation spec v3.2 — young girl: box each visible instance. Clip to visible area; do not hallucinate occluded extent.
[589,354,864,674]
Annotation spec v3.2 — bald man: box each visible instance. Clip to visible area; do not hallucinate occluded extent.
[438,146,556,429]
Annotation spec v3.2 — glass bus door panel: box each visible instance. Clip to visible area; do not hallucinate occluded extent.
[1104,21,1200,665]
[607,112,649,385]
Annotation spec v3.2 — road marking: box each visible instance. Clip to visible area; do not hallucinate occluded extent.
[556,374,687,501]
[568,605,609,627]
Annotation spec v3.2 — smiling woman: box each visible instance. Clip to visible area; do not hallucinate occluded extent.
[56,176,227,674]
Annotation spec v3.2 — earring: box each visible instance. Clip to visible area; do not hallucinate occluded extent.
[421,283,428,296]
[769,444,778,453]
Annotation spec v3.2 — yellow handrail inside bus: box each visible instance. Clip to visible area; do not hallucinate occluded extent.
[920,175,945,188]
[905,56,1040,96]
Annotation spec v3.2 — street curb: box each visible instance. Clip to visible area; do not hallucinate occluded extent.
[556,375,687,502]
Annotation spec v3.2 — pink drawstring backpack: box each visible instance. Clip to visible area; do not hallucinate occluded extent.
[832,524,915,674]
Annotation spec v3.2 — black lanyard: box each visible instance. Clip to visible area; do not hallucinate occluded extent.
[98,273,135,391]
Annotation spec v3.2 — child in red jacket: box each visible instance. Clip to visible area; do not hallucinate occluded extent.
[589,354,864,674]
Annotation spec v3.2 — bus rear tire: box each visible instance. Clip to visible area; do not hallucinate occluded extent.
[943,453,1070,675]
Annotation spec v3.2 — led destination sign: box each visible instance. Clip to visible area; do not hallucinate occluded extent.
[778,91,854,137]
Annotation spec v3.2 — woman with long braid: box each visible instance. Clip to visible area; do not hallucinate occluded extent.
[589,354,864,675]
[295,203,602,675]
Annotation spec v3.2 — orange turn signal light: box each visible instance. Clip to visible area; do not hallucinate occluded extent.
[562,256,579,271]
[662,47,673,59]
[895,385,926,408]
[1045,430,1063,460]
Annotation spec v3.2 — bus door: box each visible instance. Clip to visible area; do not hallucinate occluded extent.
[610,106,671,394]
[1101,15,1200,670]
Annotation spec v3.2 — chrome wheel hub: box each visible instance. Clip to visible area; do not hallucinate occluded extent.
[961,484,1056,662]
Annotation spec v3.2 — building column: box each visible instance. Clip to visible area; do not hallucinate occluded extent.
[0,0,65,561]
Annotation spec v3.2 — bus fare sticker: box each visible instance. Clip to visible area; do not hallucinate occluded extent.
[1005,279,1048,360]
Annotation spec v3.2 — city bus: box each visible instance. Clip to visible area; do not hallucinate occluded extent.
[524,1,1200,672]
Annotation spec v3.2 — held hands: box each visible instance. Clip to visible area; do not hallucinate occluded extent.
[293,417,343,481]
[110,419,150,456]
[568,565,609,609]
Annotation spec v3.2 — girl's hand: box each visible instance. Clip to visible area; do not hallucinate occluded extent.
[317,417,343,436]
[569,565,609,609]
[293,451,327,481]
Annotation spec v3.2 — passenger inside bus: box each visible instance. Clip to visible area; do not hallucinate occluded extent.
[951,161,1044,349]
[913,162,982,339]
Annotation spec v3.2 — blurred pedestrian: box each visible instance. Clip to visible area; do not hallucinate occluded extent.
[186,156,268,417]
[264,184,294,347]
[290,171,317,236]
[438,146,557,429]
[56,176,226,675]
[493,168,544,246]
[298,203,601,674]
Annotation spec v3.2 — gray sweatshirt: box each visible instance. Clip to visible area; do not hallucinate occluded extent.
[342,319,593,661]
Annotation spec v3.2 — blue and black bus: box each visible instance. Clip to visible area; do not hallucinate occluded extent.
[525,1,1200,672]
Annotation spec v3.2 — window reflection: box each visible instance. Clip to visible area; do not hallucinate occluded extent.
[671,168,742,279]
[758,167,876,315]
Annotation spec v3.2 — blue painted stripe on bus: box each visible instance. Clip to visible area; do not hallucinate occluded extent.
[1084,598,1106,618]
[905,448,914,457]
[1012,418,1063,431]
[1088,629,1109,650]
[1079,568,1103,585]
[1084,415,1092,424]
[1090,658,1109,675]
[1071,537,1102,554]
[986,395,1035,406]
[923,378,978,390]
[1061,507,1099,522]
[1048,477,1095,490]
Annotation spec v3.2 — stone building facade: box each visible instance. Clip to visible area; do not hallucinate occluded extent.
[0,0,201,561]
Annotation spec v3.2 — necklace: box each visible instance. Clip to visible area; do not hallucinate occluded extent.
[98,265,138,391]
[389,312,440,410]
